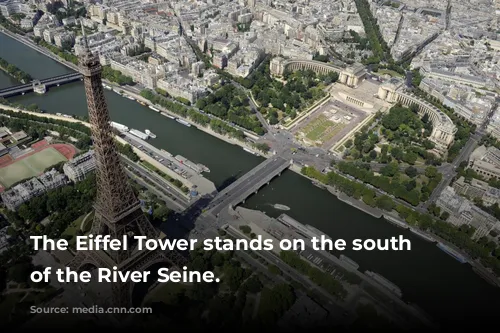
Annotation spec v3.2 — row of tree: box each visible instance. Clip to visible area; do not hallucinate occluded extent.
[196,84,265,134]
[0,108,92,150]
[0,57,32,83]
[301,166,500,275]
[34,38,79,65]
[140,89,249,140]
[279,251,347,299]
[101,66,134,85]
[354,0,392,64]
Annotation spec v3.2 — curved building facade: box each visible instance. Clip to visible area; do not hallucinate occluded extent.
[377,79,457,151]
[270,57,366,88]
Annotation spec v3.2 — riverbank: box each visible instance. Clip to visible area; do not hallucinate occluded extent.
[0,61,30,84]
[297,167,500,287]
[3,30,499,286]
[0,103,196,198]
[116,87,270,159]
[0,30,270,159]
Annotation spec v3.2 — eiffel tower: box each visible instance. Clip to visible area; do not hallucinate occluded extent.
[68,26,186,308]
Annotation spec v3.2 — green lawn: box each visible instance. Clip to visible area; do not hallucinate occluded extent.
[377,69,403,78]
[0,147,67,188]
[302,114,344,144]
[61,212,93,248]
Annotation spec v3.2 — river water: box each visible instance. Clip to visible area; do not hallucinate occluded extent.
[1,32,499,328]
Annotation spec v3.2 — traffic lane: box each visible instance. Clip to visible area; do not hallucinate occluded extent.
[124,164,187,203]
[122,158,189,204]
[122,136,196,178]
[210,162,283,211]
[210,159,287,206]
[210,161,288,215]
[128,165,186,202]
[214,157,287,197]
[126,170,186,212]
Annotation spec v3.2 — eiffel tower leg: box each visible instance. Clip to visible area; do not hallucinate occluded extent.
[112,281,131,308]
[136,214,158,239]
[68,251,90,271]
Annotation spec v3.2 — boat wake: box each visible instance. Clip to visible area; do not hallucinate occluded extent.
[271,203,291,211]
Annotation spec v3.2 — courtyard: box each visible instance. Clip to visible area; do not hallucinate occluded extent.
[0,147,68,188]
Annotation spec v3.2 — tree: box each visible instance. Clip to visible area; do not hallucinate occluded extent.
[8,262,33,283]
[390,147,403,160]
[405,166,418,178]
[425,166,438,178]
[239,225,251,234]
[153,205,170,222]
[268,265,281,275]
[380,162,399,177]
[244,274,263,293]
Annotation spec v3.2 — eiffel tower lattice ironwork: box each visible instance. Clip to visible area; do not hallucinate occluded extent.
[67,26,186,308]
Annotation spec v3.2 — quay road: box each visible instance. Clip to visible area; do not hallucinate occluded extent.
[120,131,217,195]
[0,72,82,97]
[121,156,190,210]
[216,227,349,323]
[222,225,430,329]
[206,156,291,217]
[422,133,479,210]
[0,29,79,72]
[420,100,496,211]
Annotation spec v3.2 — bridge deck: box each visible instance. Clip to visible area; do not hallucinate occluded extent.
[209,156,290,216]
[0,73,82,97]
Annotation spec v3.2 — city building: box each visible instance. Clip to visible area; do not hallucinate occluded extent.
[468,146,500,180]
[1,169,68,211]
[453,176,500,207]
[436,186,498,239]
[378,78,457,152]
[63,150,96,182]
[38,168,68,190]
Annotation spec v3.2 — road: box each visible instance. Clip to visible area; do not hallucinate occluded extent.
[208,157,289,216]
[121,157,190,209]
[220,228,349,315]
[423,134,479,209]
[121,133,195,177]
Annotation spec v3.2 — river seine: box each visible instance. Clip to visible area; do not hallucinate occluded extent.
[1,32,499,328]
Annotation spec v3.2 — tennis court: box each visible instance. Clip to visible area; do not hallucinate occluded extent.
[0,147,68,188]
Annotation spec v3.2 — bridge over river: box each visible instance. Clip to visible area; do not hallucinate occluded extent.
[207,156,291,217]
[0,72,82,98]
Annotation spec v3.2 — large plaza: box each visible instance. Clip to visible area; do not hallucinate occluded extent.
[292,79,391,150]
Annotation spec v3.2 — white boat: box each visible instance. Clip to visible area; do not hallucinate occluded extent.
[365,271,402,298]
[129,129,149,140]
[273,204,290,211]
[176,118,191,127]
[198,163,210,173]
[384,215,409,229]
[126,95,135,101]
[149,106,160,112]
[340,254,359,270]
[113,89,122,95]
[160,149,173,157]
[243,147,258,155]
[437,243,468,263]
[110,121,129,132]
[145,129,156,139]
[162,113,176,119]
[409,227,436,242]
